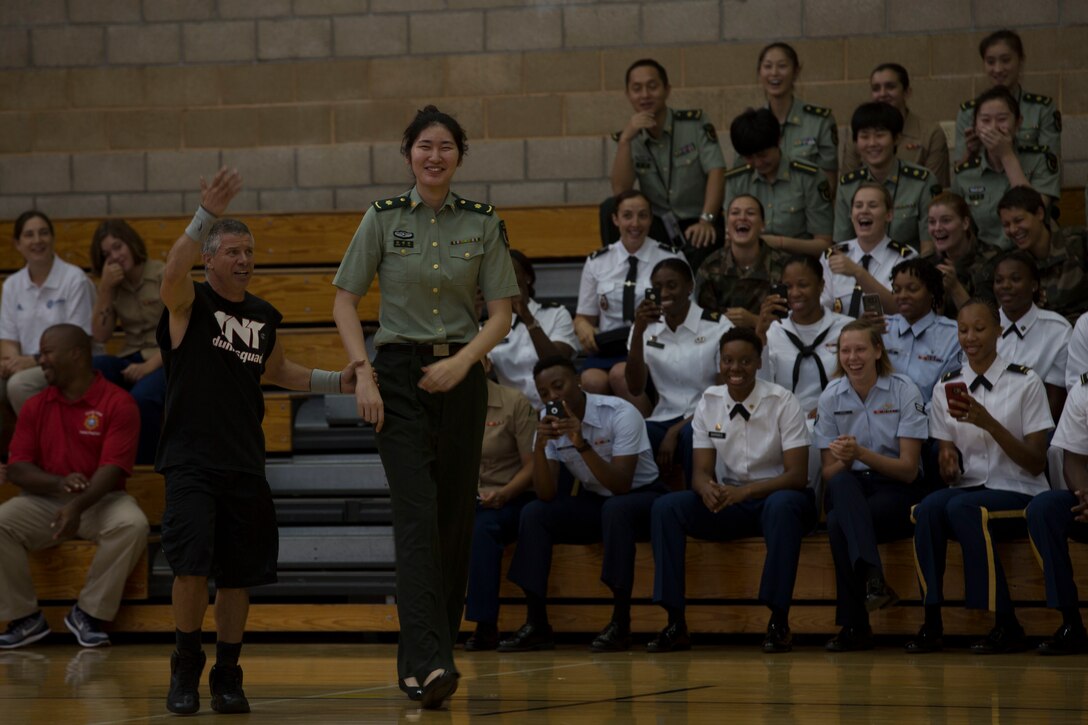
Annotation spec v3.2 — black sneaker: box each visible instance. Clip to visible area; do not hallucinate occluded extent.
[166,649,206,715]
[209,663,251,714]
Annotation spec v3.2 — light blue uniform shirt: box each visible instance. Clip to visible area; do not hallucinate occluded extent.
[882,312,961,404]
[814,373,929,472]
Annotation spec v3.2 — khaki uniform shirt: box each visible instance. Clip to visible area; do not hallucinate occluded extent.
[110,260,165,359]
[694,239,790,314]
[950,147,1061,250]
[724,154,833,240]
[622,107,726,220]
[841,109,950,187]
[778,97,839,172]
[334,188,519,346]
[479,379,536,489]
[834,161,942,249]
[1038,226,1088,324]
[954,90,1062,164]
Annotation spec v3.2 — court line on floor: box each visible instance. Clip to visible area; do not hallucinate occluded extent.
[473,685,717,716]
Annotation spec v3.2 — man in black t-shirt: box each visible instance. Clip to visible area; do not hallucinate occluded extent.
[159,169,357,716]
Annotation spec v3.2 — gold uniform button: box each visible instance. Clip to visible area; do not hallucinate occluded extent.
[432,287,438,294]
[432,241,438,247]
[432,309,439,315]
[432,263,439,270]
[430,219,436,224]
[464,252,470,258]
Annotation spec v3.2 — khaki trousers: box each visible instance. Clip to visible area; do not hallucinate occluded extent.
[0,366,48,414]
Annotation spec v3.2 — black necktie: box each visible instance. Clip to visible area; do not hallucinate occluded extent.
[846,254,873,318]
[1003,325,1023,339]
[623,256,638,323]
[729,403,750,421]
[969,375,992,392]
[782,327,831,392]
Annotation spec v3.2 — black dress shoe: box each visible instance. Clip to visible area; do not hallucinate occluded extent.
[399,679,423,701]
[464,625,499,652]
[1038,624,1088,656]
[166,649,206,715]
[590,621,631,652]
[825,625,874,652]
[497,623,555,652]
[209,663,250,714]
[864,577,900,612]
[904,626,944,654]
[420,670,459,710]
[970,624,1029,654]
[762,622,793,653]
[646,622,691,653]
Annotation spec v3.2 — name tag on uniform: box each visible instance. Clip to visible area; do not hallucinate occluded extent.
[918,354,943,362]
[873,407,900,415]
[834,410,853,416]
[634,157,652,170]
[393,239,414,248]
[647,339,665,349]
[796,137,816,146]
[708,431,727,439]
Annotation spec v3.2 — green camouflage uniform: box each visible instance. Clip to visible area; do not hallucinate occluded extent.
[694,239,791,315]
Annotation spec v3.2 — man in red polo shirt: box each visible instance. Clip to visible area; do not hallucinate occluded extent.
[0,324,148,649]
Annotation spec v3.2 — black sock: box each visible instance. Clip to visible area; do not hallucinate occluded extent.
[995,610,1020,630]
[666,606,685,628]
[175,628,202,654]
[216,640,242,667]
[769,608,789,629]
[526,592,549,628]
[611,589,631,627]
[923,605,942,632]
[475,621,498,636]
[1060,607,1084,629]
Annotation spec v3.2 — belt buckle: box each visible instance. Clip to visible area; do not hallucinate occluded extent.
[433,343,450,357]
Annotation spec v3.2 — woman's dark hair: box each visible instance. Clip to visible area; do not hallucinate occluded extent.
[509,249,535,299]
[727,193,765,221]
[891,257,944,313]
[13,210,54,240]
[730,107,780,157]
[757,42,800,70]
[89,219,149,276]
[783,253,824,281]
[834,320,893,378]
[719,326,763,357]
[401,105,467,160]
[979,29,1024,60]
[973,86,1021,122]
[533,354,577,380]
[625,58,669,88]
[994,250,1042,304]
[958,296,1001,325]
[850,101,904,141]
[871,62,910,91]
[651,257,694,285]
[613,189,652,210]
[997,185,1046,216]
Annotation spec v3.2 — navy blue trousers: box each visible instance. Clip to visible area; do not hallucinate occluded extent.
[651,488,817,614]
[912,486,1032,612]
[464,492,534,624]
[1026,490,1088,609]
[93,352,165,465]
[646,417,694,488]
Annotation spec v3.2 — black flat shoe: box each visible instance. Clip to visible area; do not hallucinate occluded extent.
[970,624,1029,655]
[646,622,690,653]
[497,623,555,652]
[825,625,874,652]
[420,670,459,710]
[1038,623,1088,656]
[762,622,793,654]
[590,621,631,652]
[864,577,900,612]
[464,625,500,652]
[399,679,423,701]
[904,625,944,654]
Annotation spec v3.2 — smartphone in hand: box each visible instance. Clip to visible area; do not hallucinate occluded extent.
[861,293,882,316]
[770,283,789,319]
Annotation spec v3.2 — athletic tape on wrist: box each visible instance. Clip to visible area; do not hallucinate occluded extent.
[310,368,342,394]
[185,205,217,243]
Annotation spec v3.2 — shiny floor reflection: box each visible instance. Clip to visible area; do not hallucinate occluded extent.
[2,642,1087,723]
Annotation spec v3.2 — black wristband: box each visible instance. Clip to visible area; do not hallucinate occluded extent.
[575,441,592,453]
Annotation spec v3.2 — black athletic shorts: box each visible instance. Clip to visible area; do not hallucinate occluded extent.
[160,466,278,589]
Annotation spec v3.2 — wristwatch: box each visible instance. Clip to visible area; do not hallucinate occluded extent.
[699,212,715,224]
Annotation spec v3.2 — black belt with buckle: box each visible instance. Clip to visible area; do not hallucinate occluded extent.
[380,342,466,358]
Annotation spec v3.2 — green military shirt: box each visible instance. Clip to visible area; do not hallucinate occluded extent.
[620,107,726,220]
[694,239,790,315]
[954,90,1062,163]
[1037,226,1088,324]
[834,161,941,250]
[724,155,833,240]
[777,97,839,172]
[841,109,950,187]
[950,146,1061,249]
[923,241,1001,318]
[333,188,519,346]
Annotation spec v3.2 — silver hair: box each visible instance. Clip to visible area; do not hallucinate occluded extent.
[203,218,253,256]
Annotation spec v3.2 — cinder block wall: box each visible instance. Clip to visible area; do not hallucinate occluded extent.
[1,0,1086,219]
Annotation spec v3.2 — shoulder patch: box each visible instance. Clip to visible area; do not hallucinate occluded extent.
[541,301,563,309]
[456,197,494,216]
[674,108,703,121]
[703,122,717,142]
[610,130,622,142]
[888,240,913,258]
[1006,363,1031,375]
[1081,372,1088,386]
[1017,144,1051,155]
[372,195,412,212]
[903,164,930,181]
[790,160,819,175]
[701,308,721,322]
[824,242,849,259]
[658,241,683,254]
[725,164,753,179]
[1022,92,1053,106]
[839,168,867,185]
[941,367,962,382]
[802,104,831,118]
[959,98,977,112]
[589,246,611,260]
[954,156,982,174]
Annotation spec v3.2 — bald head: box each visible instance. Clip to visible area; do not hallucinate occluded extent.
[39,325,93,389]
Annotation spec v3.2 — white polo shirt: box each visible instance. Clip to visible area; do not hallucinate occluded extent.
[489,299,579,407]
[0,256,95,355]
[577,238,684,333]
[819,236,917,315]
[760,310,852,413]
[998,304,1071,388]
[692,379,810,485]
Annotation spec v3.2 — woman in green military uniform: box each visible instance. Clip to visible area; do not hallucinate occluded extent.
[332,106,518,710]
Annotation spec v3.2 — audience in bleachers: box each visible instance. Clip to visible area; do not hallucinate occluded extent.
[923,192,1000,318]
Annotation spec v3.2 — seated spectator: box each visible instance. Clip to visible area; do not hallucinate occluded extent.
[951,87,1060,250]
[625,258,731,486]
[821,182,917,316]
[488,250,577,408]
[724,108,833,257]
[997,186,1088,324]
[463,367,537,652]
[1025,374,1088,655]
[954,29,1061,165]
[1067,312,1088,391]
[842,63,950,186]
[648,328,812,654]
[993,251,1070,421]
[881,259,961,405]
[499,356,664,654]
[89,220,166,465]
[925,192,1000,318]
[816,321,927,651]
[575,191,683,399]
[0,324,148,650]
[835,103,940,254]
[0,212,95,420]
[694,195,790,328]
[909,299,1052,655]
[605,58,725,268]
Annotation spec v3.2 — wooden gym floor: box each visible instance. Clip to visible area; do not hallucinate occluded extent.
[2,640,1087,724]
